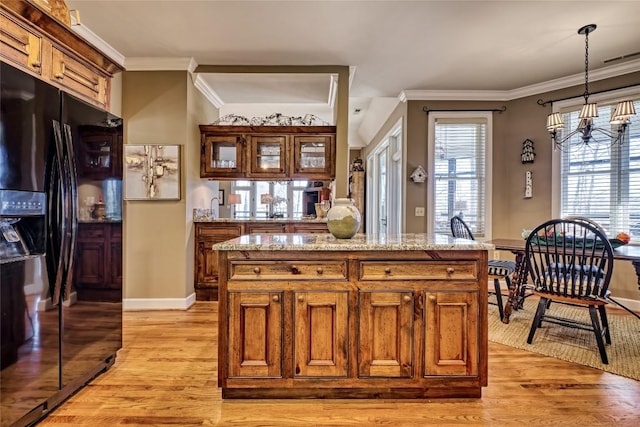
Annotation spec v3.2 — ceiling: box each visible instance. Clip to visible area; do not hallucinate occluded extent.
[65,0,640,147]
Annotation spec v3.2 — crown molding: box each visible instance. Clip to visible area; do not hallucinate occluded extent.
[124,57,198,72]
[349,65,357,89]
[192,74,224,108]
[400,58,640,101]
[69,18,125,67]
[328,74,338,109]
[399,90,509,102]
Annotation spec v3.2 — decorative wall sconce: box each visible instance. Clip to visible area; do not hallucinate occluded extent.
[410,165,427,183]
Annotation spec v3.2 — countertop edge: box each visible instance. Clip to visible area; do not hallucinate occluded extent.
[212,233,495,252]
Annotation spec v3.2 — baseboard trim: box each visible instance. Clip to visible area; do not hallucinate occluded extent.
[123,293,196,311]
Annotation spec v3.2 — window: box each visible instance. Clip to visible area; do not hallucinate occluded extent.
[554,96,640,243]
[231,180,309,219]
[427,112,492,238]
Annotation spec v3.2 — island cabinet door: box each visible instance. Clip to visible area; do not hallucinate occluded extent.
[423,290,479,377]
[228,291,283,378]
[358,291,414,378]
[293,291,348,377]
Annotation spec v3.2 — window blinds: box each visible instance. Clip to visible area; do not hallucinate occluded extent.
[433,118,487,237]
[559,99,640,242]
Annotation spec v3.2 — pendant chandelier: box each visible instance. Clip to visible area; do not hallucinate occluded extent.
[545,24,636,151]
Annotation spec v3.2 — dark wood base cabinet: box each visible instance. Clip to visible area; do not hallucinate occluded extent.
[74,222,122,302]
[194,221,328,301]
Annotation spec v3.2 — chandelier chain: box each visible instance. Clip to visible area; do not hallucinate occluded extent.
[584,28,590,102]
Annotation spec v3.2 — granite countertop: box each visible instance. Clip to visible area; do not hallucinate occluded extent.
[194,217,328,223]
[212,233,494,251]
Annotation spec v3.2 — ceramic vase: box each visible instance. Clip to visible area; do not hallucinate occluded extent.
[326,198,361,239]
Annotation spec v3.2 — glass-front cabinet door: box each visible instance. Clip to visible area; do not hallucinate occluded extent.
[247,135,287,178]
[201,135,244,178]
[292,135,335,179]
[78,126,122,179]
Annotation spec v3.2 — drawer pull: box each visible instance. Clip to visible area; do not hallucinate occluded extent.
[316,267,323,275]
[403,295,411,302]
[446,267,455,275]
[253,267,261,274]
[31,61,41,68]
[384,267,391,274]
[428,295,436,302]
[297,295,304,302]
[291,265,300,274]
[272,295,280,303]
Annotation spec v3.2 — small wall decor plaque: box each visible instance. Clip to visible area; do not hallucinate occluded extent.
[521,139,535,164]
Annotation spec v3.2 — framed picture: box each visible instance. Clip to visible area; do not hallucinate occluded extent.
[218,190,224,205]
[124,144,181,200]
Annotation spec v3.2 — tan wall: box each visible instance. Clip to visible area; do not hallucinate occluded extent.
[121,71,217,300]
[185,75,220,296]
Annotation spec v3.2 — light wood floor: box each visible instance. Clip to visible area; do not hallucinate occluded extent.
[39,302,640,426]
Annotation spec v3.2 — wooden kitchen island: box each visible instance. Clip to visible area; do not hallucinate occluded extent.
[213,233,492,399]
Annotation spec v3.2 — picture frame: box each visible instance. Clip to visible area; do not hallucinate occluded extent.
[218,190,224,205]
[123,144,181,200]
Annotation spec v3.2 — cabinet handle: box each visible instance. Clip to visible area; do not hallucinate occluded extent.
[291,265,299,274]
[253,267,261,274]
[384,267,391,274]
[428,295,436,302]
[31,61,41,68]
[54,63,66,79]
[297,295,304,302]
[272,295,280,303]
[403,295,411,302]
[316,267,323,275]
[446,267,455,275]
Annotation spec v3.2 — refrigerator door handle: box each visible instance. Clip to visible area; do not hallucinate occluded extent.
[62,123,78,298]
[47,120,68,305]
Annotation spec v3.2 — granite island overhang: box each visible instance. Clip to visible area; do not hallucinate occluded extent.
[213,233,493,399]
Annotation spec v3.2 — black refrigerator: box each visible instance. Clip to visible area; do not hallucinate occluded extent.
[0,61,122,426]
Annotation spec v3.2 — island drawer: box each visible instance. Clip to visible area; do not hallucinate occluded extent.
[229,260,348,281]
[359,261,478,281]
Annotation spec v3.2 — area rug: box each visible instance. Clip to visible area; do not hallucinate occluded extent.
[488,298,640,381]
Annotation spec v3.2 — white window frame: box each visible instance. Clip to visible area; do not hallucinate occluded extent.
[427,111,493,239]
[551,87,640,243]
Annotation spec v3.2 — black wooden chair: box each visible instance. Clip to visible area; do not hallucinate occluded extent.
[450,215,515,321]
[563,216,640,322]
[525,218,614,364]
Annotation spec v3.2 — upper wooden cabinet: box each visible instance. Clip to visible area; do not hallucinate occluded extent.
[248,134,288,178]
[200,134,245,179]
[0,11,43,75]
[0,1,124,110]
[77,125,123,179]
[291,134,334,179]
[199,125,336,180]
